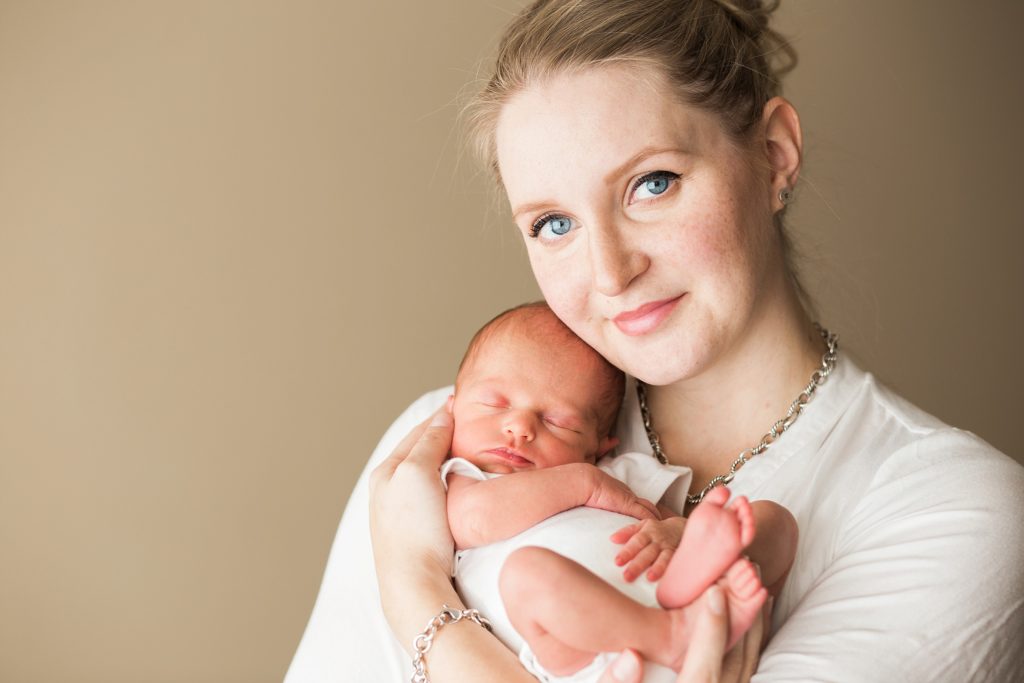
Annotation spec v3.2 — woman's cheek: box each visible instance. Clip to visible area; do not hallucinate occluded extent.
[529,251,589,326]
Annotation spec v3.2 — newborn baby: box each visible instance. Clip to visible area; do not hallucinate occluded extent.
[442,302,797,682]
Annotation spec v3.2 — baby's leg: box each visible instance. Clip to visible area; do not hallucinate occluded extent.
[501,546,765,673]
[656,486,754,609]
[500,547,676,675]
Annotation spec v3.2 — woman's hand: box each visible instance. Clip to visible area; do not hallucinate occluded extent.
[369,403,458,640]
[596,585,770,683]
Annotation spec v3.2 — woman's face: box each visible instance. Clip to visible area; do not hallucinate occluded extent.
[495,65,785,385]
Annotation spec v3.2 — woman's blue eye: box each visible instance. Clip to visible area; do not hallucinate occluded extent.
[529,214,573,240]
[631,171,680,202]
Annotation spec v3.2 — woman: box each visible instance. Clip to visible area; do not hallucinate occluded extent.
[287,1,1024,681]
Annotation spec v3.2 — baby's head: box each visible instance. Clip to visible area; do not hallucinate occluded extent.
[451,302,625,474]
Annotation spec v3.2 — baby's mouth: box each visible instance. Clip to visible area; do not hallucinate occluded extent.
[486,447,533,467]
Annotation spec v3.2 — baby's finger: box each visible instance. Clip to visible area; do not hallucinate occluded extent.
[622,543,660,582]
[610,523,640,544]
[645,548,674,582]
[614,531,650,566]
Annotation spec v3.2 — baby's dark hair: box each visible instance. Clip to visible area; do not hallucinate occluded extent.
[456,301,626,437]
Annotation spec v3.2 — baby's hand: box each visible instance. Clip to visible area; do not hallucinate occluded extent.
[584,469,661,522]
[610,517,687,583]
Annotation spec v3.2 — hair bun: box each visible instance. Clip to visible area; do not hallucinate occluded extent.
[710,0,795,78]
[710,0,776,40]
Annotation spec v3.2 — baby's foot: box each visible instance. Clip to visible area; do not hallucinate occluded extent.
[721,558,768,649]
[660,558,767,672]
[656,487,755,608]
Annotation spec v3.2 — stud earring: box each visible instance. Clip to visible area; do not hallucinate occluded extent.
[778,187,793,205]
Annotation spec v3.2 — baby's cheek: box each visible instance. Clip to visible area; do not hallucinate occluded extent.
[449,426,471,459]
[551,440,592,467]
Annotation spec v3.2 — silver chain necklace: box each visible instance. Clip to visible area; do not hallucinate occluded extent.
[637,326,839,506]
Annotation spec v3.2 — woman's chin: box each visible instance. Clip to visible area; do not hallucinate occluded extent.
[628,365,690,386]
[611,340,706,386]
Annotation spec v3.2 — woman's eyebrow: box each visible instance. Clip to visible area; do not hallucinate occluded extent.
[602,146,689,186]
[512,200,554,222]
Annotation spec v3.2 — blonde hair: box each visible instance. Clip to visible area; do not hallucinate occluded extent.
[467,0,796,176]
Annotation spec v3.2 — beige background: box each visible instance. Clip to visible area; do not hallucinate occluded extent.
[1,1,1021,681]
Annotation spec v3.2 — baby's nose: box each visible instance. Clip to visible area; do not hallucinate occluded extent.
[503,411,536,442]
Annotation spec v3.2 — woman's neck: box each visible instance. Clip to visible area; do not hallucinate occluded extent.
[644,289,824,489]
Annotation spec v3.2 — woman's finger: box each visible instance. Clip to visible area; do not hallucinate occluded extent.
[402,407,454,468]
[719,590,768,682]
[597,648,643,683]
[677,584,729,683]
[373,403,450,481]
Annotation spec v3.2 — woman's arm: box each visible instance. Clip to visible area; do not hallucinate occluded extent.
[285,388,450,682]
[367,402,554,682]
[376,569,538,683]
[744,501,797,595]
[447,465,660,549]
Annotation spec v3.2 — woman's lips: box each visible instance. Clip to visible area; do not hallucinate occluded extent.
[486,448,532,467]
[613,295,684,336]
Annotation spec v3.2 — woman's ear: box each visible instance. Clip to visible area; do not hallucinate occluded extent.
[761,96,803,212]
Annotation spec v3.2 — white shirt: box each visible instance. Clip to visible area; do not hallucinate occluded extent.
[285,357,1024,682]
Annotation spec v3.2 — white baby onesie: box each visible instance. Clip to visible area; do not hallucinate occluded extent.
[441,452,693,683]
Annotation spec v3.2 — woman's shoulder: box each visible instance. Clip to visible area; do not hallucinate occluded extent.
[830,363,1024,545]
[770,356,1023,543]
[807,356,1004,463]
[840,360,1018,481]
[399,385,454,424]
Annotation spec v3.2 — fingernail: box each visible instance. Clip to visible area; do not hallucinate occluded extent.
[611,650,639,680]
[707,585,725,615]
[431,411,452,427]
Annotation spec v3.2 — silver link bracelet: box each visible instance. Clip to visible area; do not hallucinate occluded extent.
[411,604,492,683]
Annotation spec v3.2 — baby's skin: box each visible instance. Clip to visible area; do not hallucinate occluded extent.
[445,305,798,674]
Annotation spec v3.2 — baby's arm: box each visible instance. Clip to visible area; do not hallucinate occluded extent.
[446,465,660,550]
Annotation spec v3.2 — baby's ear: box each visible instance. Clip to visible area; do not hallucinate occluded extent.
[596,435,619,459]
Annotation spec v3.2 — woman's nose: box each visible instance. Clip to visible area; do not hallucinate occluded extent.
[588,224,649,297]
[503,411,536,444]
